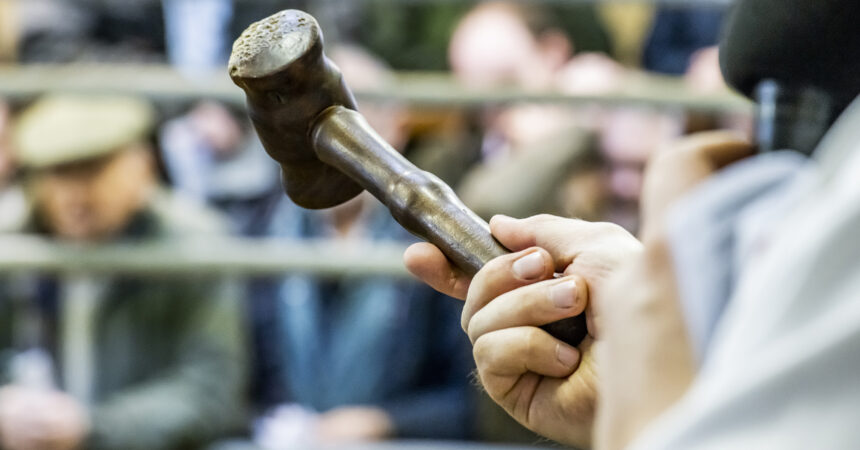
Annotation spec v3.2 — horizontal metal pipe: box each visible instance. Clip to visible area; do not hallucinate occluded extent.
[0,65,752,113]
[0,235,411,278]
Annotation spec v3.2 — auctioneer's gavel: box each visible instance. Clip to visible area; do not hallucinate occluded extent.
[228,10,588,346]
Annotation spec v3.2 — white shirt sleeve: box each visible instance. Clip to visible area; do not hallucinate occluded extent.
[628,98,860,450]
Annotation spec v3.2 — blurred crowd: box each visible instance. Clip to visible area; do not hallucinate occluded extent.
[0,1,747,449]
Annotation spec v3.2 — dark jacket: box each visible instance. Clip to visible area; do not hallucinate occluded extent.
[250,197,475,439]
[0,191,247,449]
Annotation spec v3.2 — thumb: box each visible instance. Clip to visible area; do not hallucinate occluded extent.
[490,214,597,270]
[488,215,536,252]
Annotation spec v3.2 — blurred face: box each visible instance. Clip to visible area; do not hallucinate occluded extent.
[600,108,683,202]
[328,45,408,150]
[450,3,571,90]
[449,4,539,87]
[31,144,155,241]
[189,101,243,157]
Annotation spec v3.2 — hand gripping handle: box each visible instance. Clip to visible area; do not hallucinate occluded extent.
[312,106,588,346]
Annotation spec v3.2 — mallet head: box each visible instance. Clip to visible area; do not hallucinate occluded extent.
[228,10,363,209]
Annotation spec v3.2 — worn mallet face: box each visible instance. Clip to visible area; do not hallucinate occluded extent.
[228,10,363,209]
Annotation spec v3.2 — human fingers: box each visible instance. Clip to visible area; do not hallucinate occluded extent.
[41,396,90,450]
[467,275,588,344]
[316,407,392,442]
[489,215,586,256]
[462,247,554,332]
[474,327,581,384]
[0,420,42,450]
[490,215,634,272]
[403,242,472,300]
[647,130,752,191]
[676,130,753,168]
[642,131,754,234]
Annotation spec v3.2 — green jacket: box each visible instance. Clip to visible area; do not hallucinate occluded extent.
[0,191,247,449]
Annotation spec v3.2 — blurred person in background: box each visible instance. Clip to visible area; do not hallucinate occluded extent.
[159,0,284,236]
[346,0,609,73]
[449,1,621,222]
[15,0,235,66]
[598,108,685,231]
[0,0,19,62]
[642,7,724,76]
[0,95,246,450]
[449,1,622,95]
[350,1,471,72]
[16,0,165,63]
[598,6,750,229]
[253,194,473,446]
[0,102,13,183]
[684,46,725,94]
[162,0,233,75]
[159,101,281,236]
[0,100,24,225]
[448,2,743,232]
[248,46,474,448]
[681,44,754,150]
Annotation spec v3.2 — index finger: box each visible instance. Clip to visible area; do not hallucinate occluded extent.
[404,242,472,300]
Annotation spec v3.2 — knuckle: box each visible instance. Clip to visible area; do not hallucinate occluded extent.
[594,221,625,237]
[516,284,547,318]
[652,145,680,163]
[464,283,478,308]
[564,217,588,227]
[524,214,557,227]
[465,315,480,342]
[477,254,515,285]
[467,268,488,298]
[560,217,593,236]
[592,221,638,246]
[523,327,545,355]
[465,273,491,310]
[472,334,493,367]
[650,144,692,171]
[460,309,470,334]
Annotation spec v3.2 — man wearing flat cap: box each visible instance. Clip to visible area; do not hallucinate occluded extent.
[0,95,246,450]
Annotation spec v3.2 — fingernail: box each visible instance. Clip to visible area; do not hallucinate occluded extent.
[556,344,580,368]
[550,279,577,309]
[512,252,545,280]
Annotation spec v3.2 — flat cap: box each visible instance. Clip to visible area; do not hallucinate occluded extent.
[13,95,155,169]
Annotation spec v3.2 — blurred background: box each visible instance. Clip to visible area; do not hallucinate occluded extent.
[0,1,748,449]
